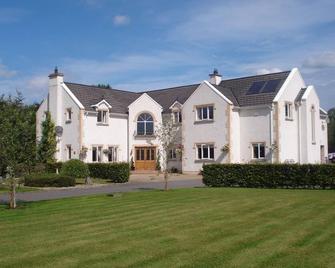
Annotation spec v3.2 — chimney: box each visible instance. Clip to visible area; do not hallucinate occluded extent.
[209,68,222,85]
[48,66,64,160]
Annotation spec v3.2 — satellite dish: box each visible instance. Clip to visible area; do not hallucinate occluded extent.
[55,126,63,137]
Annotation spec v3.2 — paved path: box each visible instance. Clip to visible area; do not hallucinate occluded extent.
[0,179,204,202]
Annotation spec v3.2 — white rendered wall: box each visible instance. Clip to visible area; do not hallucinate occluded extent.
[274,69,306,163]
[128,93,163,167]
[239,106,271,163]
[182,83,229,173]
[82,111,128,163]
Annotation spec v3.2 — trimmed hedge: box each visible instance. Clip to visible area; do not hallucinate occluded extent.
[88,163,130,183]
[24,173,75,187]
[61,160,89,178]
[45,162,63,173]
[202,164,335,189]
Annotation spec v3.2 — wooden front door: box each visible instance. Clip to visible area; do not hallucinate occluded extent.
[135,147,156,170]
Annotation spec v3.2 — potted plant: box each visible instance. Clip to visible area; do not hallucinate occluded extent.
[221,144,230,153]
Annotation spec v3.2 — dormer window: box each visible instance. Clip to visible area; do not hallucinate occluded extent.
[285,102,293,120]
[97,110,108,124]
[173,111,182,124]
[66,108,72,123]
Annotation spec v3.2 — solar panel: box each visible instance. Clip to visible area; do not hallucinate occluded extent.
[246,81,266,95]
[261,79,282,93]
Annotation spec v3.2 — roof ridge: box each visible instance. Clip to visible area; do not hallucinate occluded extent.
[221,70,290,83]
[143,83,200,93]
[64,81,139,95]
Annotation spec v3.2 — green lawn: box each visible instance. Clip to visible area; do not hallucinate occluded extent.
[0,188,334,268]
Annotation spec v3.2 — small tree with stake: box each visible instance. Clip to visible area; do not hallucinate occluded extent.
[5,166,18,209]
[155,119,180,191]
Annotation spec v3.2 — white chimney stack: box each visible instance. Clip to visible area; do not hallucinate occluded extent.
[209,68,222,85]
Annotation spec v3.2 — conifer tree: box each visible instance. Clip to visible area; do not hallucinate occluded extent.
[37,111,57,163]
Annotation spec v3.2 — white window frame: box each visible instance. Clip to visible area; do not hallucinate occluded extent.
[97,110,108,124]
[196,105,214,121]
[66,108,72,122]
[196,144,214,160]
[168,148,177,160]
[107,146,118,162]
[285,102,293,120]
[92,146,103,162]
[66,145,72,160]
[173,111,182,124]
[252,143,265,159]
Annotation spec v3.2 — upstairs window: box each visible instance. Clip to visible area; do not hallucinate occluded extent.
[252,143,265,159]
[66,108,72,122]
[285,102,293,120]
[97,110,108,124]
[196,105,214,121]
[197,144,214,160]
[137,113,154,136]
[173,111,182,124]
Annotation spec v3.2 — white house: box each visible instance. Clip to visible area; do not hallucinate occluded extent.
[36,67,328,173]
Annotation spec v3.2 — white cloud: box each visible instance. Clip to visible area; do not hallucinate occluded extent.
[302,51,335,69]
[113,15,130,26]
[170,0,335,42]
[256,68,283,75]
[0,62,17,78]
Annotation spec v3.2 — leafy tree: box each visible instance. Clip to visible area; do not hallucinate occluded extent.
[96,84,111,89]
[328,108,335,153]
[0,93,38,176]
[37,111,57,163]
[155,119,180,191]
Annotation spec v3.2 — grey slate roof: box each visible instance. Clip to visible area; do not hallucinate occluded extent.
[65,70,291,114]
[216,71,290,107]
[295,88,307,103]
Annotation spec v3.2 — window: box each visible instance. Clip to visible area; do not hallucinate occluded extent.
[66,108,72,122]
[252,143,265,159]
[137,113,154,135]
[169,148,177,160]
[285,102,293,120]
[66,145,72,160]
[311,106,316,144]
[173,111,182,124]
[107,146,118,162]
[92,146,102,162]
[196,105,214,121]
[97,110,108,124]
[196,144,214,160]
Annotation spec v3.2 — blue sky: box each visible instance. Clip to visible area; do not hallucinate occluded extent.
[0,0,335,109]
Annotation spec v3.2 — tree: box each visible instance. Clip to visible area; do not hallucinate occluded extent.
[37,111,57,163]
[5,166,19,209]
[328,108,335,153]
[0,93,38,176]
[155,119,180,191]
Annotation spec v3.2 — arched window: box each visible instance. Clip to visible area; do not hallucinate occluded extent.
[137,113,154,135]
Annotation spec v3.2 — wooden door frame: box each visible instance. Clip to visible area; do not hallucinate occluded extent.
[134,146,157,170]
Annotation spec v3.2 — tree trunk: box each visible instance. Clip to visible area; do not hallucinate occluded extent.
[164,169,168,191]
[85,177,92,185]
[9,179,16,209]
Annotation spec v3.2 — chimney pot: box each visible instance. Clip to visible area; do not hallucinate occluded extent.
[209,68,222,85]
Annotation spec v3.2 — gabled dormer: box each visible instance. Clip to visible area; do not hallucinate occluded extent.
[91,99,112,125]
[169,100,183,124]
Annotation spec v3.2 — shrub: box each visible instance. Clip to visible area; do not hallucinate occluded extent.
[88,163,129,183]
[60,160,89,178]
[202,164,335,189]
[24,173,75,187]
[45,162,63,173]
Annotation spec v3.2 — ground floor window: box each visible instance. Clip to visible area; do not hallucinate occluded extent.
[92,146,102,162]
[169,148,177,160]
[66,145,72,160]
[108,146,118,162]
[197,144,214,160]
[252,143,265,159]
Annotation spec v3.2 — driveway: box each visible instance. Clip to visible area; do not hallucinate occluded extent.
[0,176,203,202]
